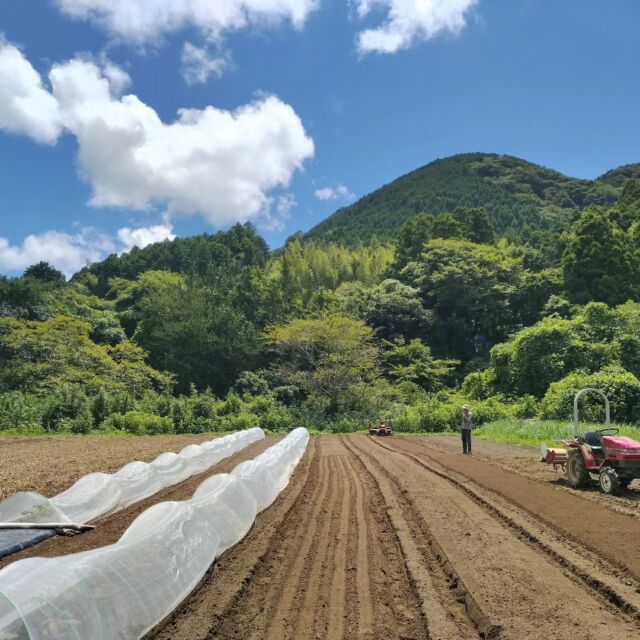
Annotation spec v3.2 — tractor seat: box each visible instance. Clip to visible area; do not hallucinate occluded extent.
[583,431,603,452]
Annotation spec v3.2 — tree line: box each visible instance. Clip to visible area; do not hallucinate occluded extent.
[1,175,639,435]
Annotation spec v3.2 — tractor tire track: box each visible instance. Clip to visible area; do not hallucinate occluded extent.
[390,436,640,586]
[421,435,640,518]
[345,436,485,640]
[364,436,640,639]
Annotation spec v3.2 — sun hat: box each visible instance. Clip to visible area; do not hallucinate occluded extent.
[462,404,470,410]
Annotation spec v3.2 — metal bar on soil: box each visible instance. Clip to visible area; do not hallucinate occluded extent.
[0,523,95,531]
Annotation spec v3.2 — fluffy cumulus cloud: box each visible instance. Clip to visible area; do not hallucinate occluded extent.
[0,41,314,228]
[55,0,319,44]
[181,43,229,85]
[356,0,477,54]
[0,228,116,277]
[314,184,355,201]
[0,224,179,277]
[117,223,176,252]
[0,38,63,143]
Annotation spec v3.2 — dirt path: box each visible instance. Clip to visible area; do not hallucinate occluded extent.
[0,436,280,571]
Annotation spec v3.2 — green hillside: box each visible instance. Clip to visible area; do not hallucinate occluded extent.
[304,153,636,245]
[597,162,640,188]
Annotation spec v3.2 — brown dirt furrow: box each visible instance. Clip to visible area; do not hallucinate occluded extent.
[346,453,374,637]
[323,457,351,639]
[342,443,426,640]
[357,435,640,640]
[345,436,483,640]
[148,436,320,640]
[265,455,339,640]
[0,436,280,571]
[393,436,640,579]
[410,435,640,517]
[200,436,428,640]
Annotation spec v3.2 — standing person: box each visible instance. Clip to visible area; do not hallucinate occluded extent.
[461,404,473,454]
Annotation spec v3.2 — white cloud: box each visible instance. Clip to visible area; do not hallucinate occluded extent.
[314,184,355,201]
[0,39,62,143]
[0,228,116,278]
[258,193,298,231]
[0,41,314,229]
[356,0,477,54]
[117,223,176,252]
[0,224,179,277]
[181,42,229,85]
[55,0,318,44]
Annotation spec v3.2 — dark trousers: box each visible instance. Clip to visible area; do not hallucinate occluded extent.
[461,429,472,454]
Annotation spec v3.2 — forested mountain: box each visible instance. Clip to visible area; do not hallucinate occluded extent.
[304,153,640,245]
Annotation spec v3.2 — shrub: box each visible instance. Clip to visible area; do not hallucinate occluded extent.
[42,385,92,432]
[104,411,174,435]
[391,393,515,433]
[0,392,45,432]
[232,371,270,397]
[540,367,640,423]
[461,369,496,400]
[260,403,294,432]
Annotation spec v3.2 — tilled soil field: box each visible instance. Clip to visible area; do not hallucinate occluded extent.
[4,434,640,639]
[0,433,227,500]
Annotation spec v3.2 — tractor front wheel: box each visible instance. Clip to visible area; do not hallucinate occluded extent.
[566,450,590,488]
[599,468,621,495]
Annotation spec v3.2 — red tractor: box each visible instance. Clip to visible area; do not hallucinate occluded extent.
[541,388,640,495]
[369,421,393,437]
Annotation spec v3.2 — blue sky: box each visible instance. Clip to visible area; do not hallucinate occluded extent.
[0,0,638,276]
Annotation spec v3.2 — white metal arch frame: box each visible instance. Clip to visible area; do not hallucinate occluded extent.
[573,388,610,436]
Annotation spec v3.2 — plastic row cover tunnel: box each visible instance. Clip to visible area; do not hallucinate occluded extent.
[0,428,265,527]
[0,428,309,640]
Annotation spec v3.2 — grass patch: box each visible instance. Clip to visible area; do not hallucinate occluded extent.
[476,419,640,448]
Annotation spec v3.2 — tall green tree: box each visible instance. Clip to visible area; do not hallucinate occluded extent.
[563,208,638,305]
[405,239,522,362]
[23,262,65,286]
[135,280,260,395]
[265,315,380,416]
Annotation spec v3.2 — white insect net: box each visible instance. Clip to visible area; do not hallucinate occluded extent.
[0,429,264,526]
[0,428,309,640]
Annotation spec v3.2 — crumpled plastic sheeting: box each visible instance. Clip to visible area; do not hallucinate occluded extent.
[0,428,309,640]
[0,429,264,528]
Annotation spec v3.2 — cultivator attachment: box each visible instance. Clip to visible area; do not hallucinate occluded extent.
[540,445,568,468]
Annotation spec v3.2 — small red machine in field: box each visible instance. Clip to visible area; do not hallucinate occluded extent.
[541,388,640,495]
[369,421,393,437]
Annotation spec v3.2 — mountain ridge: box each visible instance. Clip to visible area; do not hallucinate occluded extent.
[302,153,640,245]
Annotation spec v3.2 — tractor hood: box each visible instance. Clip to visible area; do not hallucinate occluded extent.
[602,435,640,453]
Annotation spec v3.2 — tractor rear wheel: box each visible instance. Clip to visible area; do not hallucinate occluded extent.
[599,468,620,495]
[566,450,590,488]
